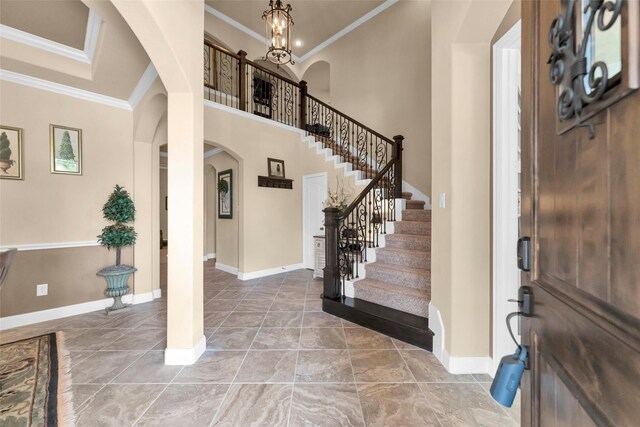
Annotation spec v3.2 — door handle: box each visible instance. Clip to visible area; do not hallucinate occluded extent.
[320,227,324,231]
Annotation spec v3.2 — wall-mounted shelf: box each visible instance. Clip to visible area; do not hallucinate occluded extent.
[258,176,294,190]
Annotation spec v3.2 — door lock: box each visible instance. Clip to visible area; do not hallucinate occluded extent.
[517,237,531,272]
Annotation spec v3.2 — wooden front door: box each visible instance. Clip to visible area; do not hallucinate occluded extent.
[521,1,640,426]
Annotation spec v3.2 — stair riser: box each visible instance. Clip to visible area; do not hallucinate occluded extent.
[385,236,432,251]
[402,210,432,221]
[354,284,429,317]
[406,201,425,210]
[366,267,430,290]
[376,251,431,270]
[394,222,431,235]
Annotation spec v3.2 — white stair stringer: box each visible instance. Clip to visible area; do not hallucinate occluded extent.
[304,134,370,186]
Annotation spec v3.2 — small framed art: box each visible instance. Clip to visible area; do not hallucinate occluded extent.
[0,125,23,180]
[50,124,82,175]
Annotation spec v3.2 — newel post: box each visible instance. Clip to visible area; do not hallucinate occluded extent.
[323,207,341,300]
[299,80,308,131]
[393,135,404,199]
[238,50,247,111]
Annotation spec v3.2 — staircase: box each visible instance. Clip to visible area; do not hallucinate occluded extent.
[353,192,431,317]
[203,40,433,350]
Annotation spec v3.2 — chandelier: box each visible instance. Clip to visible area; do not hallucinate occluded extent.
[262,0,294,65]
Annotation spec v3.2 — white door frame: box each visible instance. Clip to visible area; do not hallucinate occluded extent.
[492,20,522,373]
[302,172,328,269]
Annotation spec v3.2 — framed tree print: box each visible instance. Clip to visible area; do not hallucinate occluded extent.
[218,169,232,219]
[50,124,82,175]
[0,125,23,180]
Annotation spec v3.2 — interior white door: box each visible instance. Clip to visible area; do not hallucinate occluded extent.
[303,173,327,269]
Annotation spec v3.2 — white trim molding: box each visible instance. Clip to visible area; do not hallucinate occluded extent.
[216,263,239,275]
[153,289,162,299]
[0,290,160,330]
[164,335,206,365]
[492,20,522,374]
[128,62,159,109]
[204,148,223,159]
[0,11,102,64]
[204,1,398,64]
[429,302,493,375]
[0,240,100,252]
[238,263,306,281]
[0,69,132,110]
[84,10,102,62]
[296,0,399,63]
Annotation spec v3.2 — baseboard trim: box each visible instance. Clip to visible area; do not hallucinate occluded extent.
[202,253,216,261]
[153,289,162,299]
[443,350,493,375]
[428,303,492,374]
[0,290,160,330]
[323,296,432,351]
[216,263,239,275]
[164,334,206,365]
[238,263,306,281]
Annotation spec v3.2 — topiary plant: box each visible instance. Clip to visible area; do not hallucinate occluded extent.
[218,178,229,194]
[0,132,13,162]
[97,185,137,267]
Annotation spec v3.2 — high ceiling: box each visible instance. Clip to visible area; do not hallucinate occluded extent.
[0,0,151,101]
[206,0,386,57]
[0,1,89,50]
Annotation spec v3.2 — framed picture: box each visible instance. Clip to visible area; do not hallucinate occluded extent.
[50,124,82,175]
[267,158,285,179]
[0,125,23,180]
[218,169,232,219]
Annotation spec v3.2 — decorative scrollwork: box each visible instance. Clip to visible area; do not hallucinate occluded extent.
[356,130,368,172]
[204,47,211,87]
[548,0,622,131]
[311,103,319,125]
[284,84,294,120]
[340,120,350,158]
[219,54,233,94]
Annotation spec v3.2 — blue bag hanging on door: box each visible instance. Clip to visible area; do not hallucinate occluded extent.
[490,345,527,407]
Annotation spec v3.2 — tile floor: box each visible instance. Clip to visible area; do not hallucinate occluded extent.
[0,261,520,426]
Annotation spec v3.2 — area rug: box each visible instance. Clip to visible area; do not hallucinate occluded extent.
[0,332,75,426]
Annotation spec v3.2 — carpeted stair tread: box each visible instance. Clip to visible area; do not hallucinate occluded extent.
[394,221,431,236]
[385,233,431,251]
[376,247,431,269]
[406,200,426,210]
[401,192,413,200]
[354,278,430,317]
[365,262,431,290]
[402,209,431,221]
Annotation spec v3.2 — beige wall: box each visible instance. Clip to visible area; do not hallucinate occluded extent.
[293,1,432,197]
[430,0,513,358]
[206,152,238,269]
[0,80,135,316]
[204,106,364,276]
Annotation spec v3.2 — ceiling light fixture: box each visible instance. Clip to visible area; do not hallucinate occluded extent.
[262,0,294,65]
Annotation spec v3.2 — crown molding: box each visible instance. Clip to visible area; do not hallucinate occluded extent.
[0,11,102,64]
[0,24,90,63]
[0,69,131,110]
[296,0,398,62]
[84,10,102,62]
[204,0,398,64]
[204,147,223,158]
[128,62,159,109]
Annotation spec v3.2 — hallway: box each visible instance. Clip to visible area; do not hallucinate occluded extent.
[0,263,518,426]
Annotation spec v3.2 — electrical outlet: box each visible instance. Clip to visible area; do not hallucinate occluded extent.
[439,192,446,209]
[36,283,48,296]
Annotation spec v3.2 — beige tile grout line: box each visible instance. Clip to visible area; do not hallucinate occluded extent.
[342,324,368,427]
[285,296,305,427]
